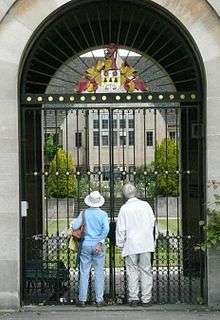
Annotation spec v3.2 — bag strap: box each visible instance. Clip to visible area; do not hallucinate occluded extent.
[82,209,86,225]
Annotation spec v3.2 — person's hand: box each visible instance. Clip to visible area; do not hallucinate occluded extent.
[95,243,103,255]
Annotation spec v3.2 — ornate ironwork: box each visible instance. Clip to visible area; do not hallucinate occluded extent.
[20,0,206,306]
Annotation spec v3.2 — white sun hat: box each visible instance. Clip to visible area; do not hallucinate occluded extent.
[84,191,105,208]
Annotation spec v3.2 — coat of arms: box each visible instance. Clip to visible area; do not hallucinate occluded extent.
[76,44,149,93]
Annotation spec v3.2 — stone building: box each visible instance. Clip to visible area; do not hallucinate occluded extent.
[0,0,220,310]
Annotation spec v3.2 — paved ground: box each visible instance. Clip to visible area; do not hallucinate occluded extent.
[0,305,220,320]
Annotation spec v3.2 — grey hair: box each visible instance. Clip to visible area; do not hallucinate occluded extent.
[123,183,137,199]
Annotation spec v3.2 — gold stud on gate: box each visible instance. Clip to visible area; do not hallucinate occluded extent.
[59,96,64,102]
[70,96,75,102]
[116,95,121,101]
[26,96,32,102]
[191,94,196,100]
[180,94,185,100]
[48,96,53,102]
[37,96,43,102]
[159,94,164,100]
[148,95,153,101]
[91,96,96,101]
[137,95,142,101]
[169,94,174,100]
[126,95,131,101]
[80,96,86,101]
[102,95,107,101]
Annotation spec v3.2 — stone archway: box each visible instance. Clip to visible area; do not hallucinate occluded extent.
[0,0,220,309]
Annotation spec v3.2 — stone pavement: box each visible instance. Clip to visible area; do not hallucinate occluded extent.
[0,305,220,320]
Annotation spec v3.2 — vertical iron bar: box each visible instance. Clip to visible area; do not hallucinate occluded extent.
[109,107,116,301]
[143,108,147,198]
[54,109,60,303]
[175,107,182,302]
[186,107,192,302]
[33,110,39,235]
[21,107,27,302]
[65,108,71,302]
[165,108,170,303]
[154,108,159,302]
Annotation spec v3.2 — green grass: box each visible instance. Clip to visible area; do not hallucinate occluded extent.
[157,217,181,235]
[47,217,181,236]
[47,218,70,235]
[46,217,181,268]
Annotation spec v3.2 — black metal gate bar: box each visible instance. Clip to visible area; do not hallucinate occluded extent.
[21,103,205,304]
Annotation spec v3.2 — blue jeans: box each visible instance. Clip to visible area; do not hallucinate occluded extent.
[79,244,105,302]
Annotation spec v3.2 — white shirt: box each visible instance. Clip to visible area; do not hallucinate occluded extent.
[116,197,156,257]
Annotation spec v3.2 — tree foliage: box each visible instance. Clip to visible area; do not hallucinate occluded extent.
[203,195,220,249]
[134,163,156,199]
[47,148,77,198]
[155,138,178,196]
[134,139,178,197]
[45,134,62,162]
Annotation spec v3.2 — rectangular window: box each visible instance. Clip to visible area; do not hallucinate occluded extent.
[102,119,108,129]
[120,135,126,146]
[128,131,134,146]
[114,165,121,180]
[93,131,100,146]
[146,131,153,146]
[102,165,110,181]
[93,119,99,129]
[128,119,134,129]
[113,131,118,146]
[102,133,109,146]
[120,119,126,129]
[113,119,118,129]
[169,131,176,140]
[75,132,82,148]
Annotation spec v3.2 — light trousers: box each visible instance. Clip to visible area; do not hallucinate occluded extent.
[125,252,152,303]
[79,245,105,303]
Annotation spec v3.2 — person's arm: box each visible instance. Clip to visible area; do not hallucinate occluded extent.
[71,211,83,230]
[116,208,126,249]
[148,203,156,226]
[97,213,110,243]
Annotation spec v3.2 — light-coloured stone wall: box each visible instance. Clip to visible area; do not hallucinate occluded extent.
[0,0,219,309]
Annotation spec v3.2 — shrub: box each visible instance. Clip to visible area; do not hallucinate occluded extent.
[47,148,77,198]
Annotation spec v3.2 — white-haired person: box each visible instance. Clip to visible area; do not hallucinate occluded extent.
[116,183,156,307]
[72,191,109,307]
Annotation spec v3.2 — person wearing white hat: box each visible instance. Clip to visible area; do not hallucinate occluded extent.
[116,183,156,307]
[72,191,109,307]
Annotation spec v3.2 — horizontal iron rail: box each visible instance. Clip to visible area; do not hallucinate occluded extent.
[21,105,200,111]
[21,91,200,105]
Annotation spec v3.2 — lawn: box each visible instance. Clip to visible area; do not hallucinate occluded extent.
[157,217,181,235]
[47,217,181,236]
[46,217,181,268]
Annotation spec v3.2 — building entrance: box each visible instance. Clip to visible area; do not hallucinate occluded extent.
[19,0,206,305]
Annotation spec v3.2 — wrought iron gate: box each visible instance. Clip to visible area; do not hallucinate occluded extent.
[19,0,206,305]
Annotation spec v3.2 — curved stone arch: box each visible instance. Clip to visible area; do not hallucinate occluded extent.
[0,0,220,310]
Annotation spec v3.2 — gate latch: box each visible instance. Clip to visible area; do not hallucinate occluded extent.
[21,201,29,217]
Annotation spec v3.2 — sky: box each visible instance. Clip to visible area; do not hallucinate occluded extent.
[81,48,140,57]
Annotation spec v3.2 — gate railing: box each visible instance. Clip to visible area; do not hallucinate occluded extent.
[23,233,204,305]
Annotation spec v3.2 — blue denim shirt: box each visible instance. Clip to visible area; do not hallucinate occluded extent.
[72,208,109,246]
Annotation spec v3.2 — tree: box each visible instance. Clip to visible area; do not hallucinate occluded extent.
[44,134,62,162]
[154,138,178,196]
[47,148,77,198]
[135,163,156,199]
